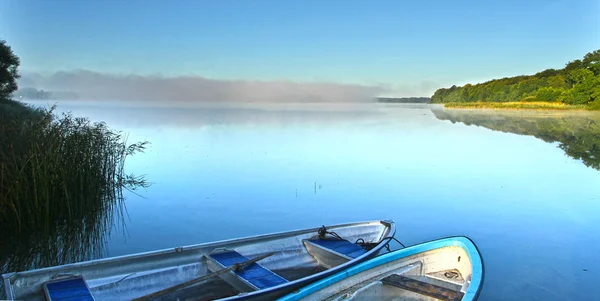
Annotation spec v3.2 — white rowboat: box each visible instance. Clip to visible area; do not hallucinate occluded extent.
[278,236,483,301]
[3,220,395,301]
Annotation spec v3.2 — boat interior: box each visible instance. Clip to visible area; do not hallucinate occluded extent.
[3,221,393,301]
[308,245,474,301]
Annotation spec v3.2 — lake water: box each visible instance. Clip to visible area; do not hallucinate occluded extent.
[6,101,600,300]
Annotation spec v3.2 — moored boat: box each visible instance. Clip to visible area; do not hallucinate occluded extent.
[2,220,395,301]
[278,236,483,301]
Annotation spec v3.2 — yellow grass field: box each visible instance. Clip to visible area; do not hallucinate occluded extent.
[443,101,590,110]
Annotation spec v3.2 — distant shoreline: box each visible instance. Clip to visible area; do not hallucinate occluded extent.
[376,97,430,104]
[442,101,594,111]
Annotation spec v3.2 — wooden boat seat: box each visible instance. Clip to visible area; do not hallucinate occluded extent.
[207,251,288,290]
[381,274,464,301]
[43,276,95,301]
[306,239,366,259]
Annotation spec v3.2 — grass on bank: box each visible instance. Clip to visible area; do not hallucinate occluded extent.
[0,99,148,233]
[443,101,592,110]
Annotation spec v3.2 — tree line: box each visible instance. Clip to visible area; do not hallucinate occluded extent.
[431,50,600,109]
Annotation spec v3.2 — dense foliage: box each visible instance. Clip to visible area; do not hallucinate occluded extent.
[0,39,20,100]
[431,50,600,109]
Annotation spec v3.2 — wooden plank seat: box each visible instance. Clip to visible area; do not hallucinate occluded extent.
[381,274,464,301]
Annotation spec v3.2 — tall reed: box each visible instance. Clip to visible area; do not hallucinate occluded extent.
[0,101,148,233]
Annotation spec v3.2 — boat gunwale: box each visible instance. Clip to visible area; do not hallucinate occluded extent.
[277,236,484,301]
[3,220,395,300]
[227,220,395,300]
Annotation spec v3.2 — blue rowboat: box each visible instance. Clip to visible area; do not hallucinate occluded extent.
[278,236,484,301]
[3,220,395,301]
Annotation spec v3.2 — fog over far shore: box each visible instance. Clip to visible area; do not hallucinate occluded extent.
[17,70,389,103]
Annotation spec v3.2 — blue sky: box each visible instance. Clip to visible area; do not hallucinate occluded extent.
[1,0,599,95]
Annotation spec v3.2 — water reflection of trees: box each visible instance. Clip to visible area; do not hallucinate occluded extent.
[0,190,128,298]
[432,108,600,170]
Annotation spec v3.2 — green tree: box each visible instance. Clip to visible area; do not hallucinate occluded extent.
[546,74,568,89]
[563,70,600,105]
[583,49,600,75]
[536,87,565,102]
[535,68,560,78]
[568,68,594,84]
[0,39,20,101]
[565,59,584,73]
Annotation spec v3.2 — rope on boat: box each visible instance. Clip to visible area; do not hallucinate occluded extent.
[318,225,344,240]
[444,271,460,279]
[318,225,406,252]
[383,236,406,248]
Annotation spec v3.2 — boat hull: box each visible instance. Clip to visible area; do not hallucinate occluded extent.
[278,236,484,301]
[3,220,395,301]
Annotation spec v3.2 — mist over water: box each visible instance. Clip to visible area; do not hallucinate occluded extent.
[19,71,383,103]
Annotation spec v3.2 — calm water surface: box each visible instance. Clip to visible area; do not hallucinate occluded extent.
[8,102,600,300]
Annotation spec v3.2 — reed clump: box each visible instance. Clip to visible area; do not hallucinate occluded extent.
[0,100,148,233]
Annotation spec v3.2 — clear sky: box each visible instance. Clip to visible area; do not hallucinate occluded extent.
[1,0,599,95]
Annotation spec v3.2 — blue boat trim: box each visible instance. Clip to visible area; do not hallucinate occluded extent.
[44,277,95,301]
[209,251,288,290]
[307,239,367,259]
[2,220,397,301]
[277,236,484,301]
[230,221,396,300]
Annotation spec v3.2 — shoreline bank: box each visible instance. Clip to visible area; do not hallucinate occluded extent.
[440,101,594,111]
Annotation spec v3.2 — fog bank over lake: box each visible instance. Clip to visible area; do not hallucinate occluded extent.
[19,71,384,103]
